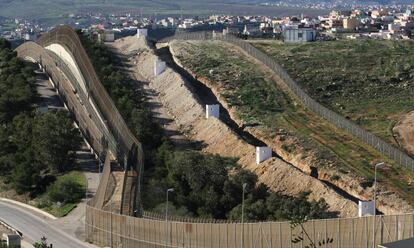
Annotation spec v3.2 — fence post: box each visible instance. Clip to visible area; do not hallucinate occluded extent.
[325,219,327,248]
[110,210,113,248]
[338,218,340,248]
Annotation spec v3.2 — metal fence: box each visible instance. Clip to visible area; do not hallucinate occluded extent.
[38,26,145,216]
[18,28,414,248]
[86,204,414,248]
[159,31,414,172]
[17,26,145,216]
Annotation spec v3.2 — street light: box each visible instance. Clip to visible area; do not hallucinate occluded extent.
[241,183,247,248]
[166,188,174,246]
[373,162,385,248]
[166,188,174,221]
[85,177,92,202]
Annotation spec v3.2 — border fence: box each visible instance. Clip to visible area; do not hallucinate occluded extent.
[158,31,414,172]
[17,26,144,216]
[86,204,414,248]
[16,26,414,248]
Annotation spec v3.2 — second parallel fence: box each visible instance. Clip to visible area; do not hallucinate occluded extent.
[158,31,414,173]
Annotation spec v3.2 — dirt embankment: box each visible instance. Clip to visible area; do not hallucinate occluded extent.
[393,112,414,157]
[168,40,414,216]
[110,37,359,217]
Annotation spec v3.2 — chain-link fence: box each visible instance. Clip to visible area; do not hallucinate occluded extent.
[156,31,414,172]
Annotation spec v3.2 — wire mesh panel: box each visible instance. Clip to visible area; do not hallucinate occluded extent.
[85,204,414,248]
[19,27,414,248]
[156,31,414,172]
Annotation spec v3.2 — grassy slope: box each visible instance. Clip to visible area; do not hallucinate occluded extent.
[252,40,414,146]
[34,171,86,217]
[0,0,328,19]
[174,40,414,205]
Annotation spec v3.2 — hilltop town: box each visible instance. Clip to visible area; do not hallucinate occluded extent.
[3,6,414,45]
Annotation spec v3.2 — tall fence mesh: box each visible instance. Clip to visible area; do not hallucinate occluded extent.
[17,28,414,248]
[17,26,145,216]
[86,204,414,248]
[157,31,414,172]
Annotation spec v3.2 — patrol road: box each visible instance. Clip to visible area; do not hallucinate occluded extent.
[0,201,94,248]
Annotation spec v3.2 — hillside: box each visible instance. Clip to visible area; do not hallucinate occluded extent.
[0,0,328,19]
[252,40,414,152]
[169,39,414,214]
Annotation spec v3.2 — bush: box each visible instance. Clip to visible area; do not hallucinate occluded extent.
[48,174,84,204]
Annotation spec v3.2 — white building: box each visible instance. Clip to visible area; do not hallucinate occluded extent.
[137,29,148,38]
[104,31,115,42]
[283,26,316,43]
[388,23,401,33]
[206,104,220,118]
[256,147,272,164]
[154,59,166,76]
[358,200,375,217]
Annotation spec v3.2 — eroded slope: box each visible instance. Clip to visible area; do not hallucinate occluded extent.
[169,40,414,215]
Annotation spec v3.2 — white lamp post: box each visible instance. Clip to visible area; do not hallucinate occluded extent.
[241,183,247,248]
[373,162,385,248]
[166,188,174,246]
[166,188,174,221]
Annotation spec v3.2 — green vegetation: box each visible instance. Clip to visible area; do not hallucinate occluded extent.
[35,171,86,217]
[48,172,85,203]
[0,38,83,216]
[77,30,163,151]
[146,142,332,220]
[174,40,414,205]
[33,236,52,248]
[5,110,82,194]
[252,40,414,145]
[79,32,333,221]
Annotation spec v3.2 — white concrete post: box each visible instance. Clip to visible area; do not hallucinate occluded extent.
[154,59,166,76]
[256,147,272,164]
[358,200,375,217]
[206,104,220,118]
[137,28,148,38]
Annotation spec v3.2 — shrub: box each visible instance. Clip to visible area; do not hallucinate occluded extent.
[48,174,84,204]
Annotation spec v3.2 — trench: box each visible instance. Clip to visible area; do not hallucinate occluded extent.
[154,43,366,206]
[154,46,268,148]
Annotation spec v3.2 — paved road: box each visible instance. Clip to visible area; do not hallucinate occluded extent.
[0,201,95,248]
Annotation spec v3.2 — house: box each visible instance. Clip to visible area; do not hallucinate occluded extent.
[223,26,240,35]
[97,30,115,43]
[283,26,316,43]
[243,24,260,36]
[343,18,360,30]
[2,233,20,247]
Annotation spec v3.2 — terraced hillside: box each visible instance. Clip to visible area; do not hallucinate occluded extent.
[251,40,414,152]
[170,40,414,214]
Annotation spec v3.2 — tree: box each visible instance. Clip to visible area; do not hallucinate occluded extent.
[32,110,81,173]
[291,216,334,248]
[33,236,52,248]
[10,150,40,194]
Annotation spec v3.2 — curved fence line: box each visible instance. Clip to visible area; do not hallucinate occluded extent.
[38,26,144,216]
[17,42,107,157]
[17,26,144,216]
[159,31,414,172]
